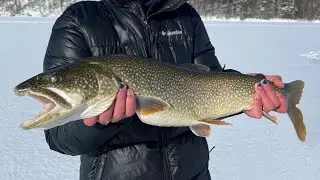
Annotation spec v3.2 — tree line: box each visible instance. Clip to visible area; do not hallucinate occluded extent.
[190,0,320,20]
[0,0,77,16]
[0,0,319,20]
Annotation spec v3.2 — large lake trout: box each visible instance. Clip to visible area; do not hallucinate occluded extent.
[14,55,306,141]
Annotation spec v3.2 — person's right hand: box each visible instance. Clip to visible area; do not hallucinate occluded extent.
[83,84,136,126]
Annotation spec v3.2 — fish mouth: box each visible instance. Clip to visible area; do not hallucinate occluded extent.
[14,88,71,129]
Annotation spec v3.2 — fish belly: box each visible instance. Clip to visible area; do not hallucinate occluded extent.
[136,110,199,127]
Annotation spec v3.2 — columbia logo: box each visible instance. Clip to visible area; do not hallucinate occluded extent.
[161,30,182,36]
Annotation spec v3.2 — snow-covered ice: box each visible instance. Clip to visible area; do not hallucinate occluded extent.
[204,20,320,180]
[0,16,79,180]
[300,50,320,65]
[0,16,319,180]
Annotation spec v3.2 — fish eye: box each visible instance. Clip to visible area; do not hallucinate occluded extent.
[50,75,62,83]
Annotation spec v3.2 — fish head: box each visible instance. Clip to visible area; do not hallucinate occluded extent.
[14,64,99,129]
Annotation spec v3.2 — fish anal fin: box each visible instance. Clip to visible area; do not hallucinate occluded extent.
[199,119,232,126]
[136,96,171,116]
[190,124,211,137]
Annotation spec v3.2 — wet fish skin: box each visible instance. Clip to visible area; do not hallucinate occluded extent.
[13,54,306,141]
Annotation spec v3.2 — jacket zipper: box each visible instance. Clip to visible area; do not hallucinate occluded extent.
[135,3,169,177]
[136,3,152,57]
[138,4,170,179]
[160,128,171,180]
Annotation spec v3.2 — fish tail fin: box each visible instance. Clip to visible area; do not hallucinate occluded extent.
[284,80,306,141]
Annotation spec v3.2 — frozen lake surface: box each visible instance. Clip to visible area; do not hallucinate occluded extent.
[0,16,319,180]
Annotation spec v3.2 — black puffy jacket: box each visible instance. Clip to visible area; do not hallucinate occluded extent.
[43,0,238,180]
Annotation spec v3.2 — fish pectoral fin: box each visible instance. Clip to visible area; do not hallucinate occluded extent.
[199,119,232,125]
[189,124,212,137]
[262,108,278,125]
[136,96,171,116]
[80,93,117,119]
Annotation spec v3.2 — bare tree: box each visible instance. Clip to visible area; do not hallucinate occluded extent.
[0,0,319,20]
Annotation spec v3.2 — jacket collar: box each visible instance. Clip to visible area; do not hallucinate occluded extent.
[104,0,187,17]
[151,0,187,16]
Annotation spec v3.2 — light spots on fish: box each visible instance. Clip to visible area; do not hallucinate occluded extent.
[57,56,265,125]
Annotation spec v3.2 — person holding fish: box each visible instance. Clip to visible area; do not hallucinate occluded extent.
[39,0,289,179]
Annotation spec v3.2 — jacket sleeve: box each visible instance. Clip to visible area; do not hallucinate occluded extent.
[190,6,240,73]
[43,5,125,156]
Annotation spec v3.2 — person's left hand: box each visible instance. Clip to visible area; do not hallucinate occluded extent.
[244,74,288,119]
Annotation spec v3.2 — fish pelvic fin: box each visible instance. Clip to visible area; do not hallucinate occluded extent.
[136,96,171,116]
[284,80,306,142]
[189,124,211,137]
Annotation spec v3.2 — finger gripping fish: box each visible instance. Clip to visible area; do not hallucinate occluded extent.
[13,54,306,141]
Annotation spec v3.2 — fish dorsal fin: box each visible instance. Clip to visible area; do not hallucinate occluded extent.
[177,63,211,72]
[254,73,266,79]
[80,91,118,119]
[136,96,171,117]
[189,124,212,137]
